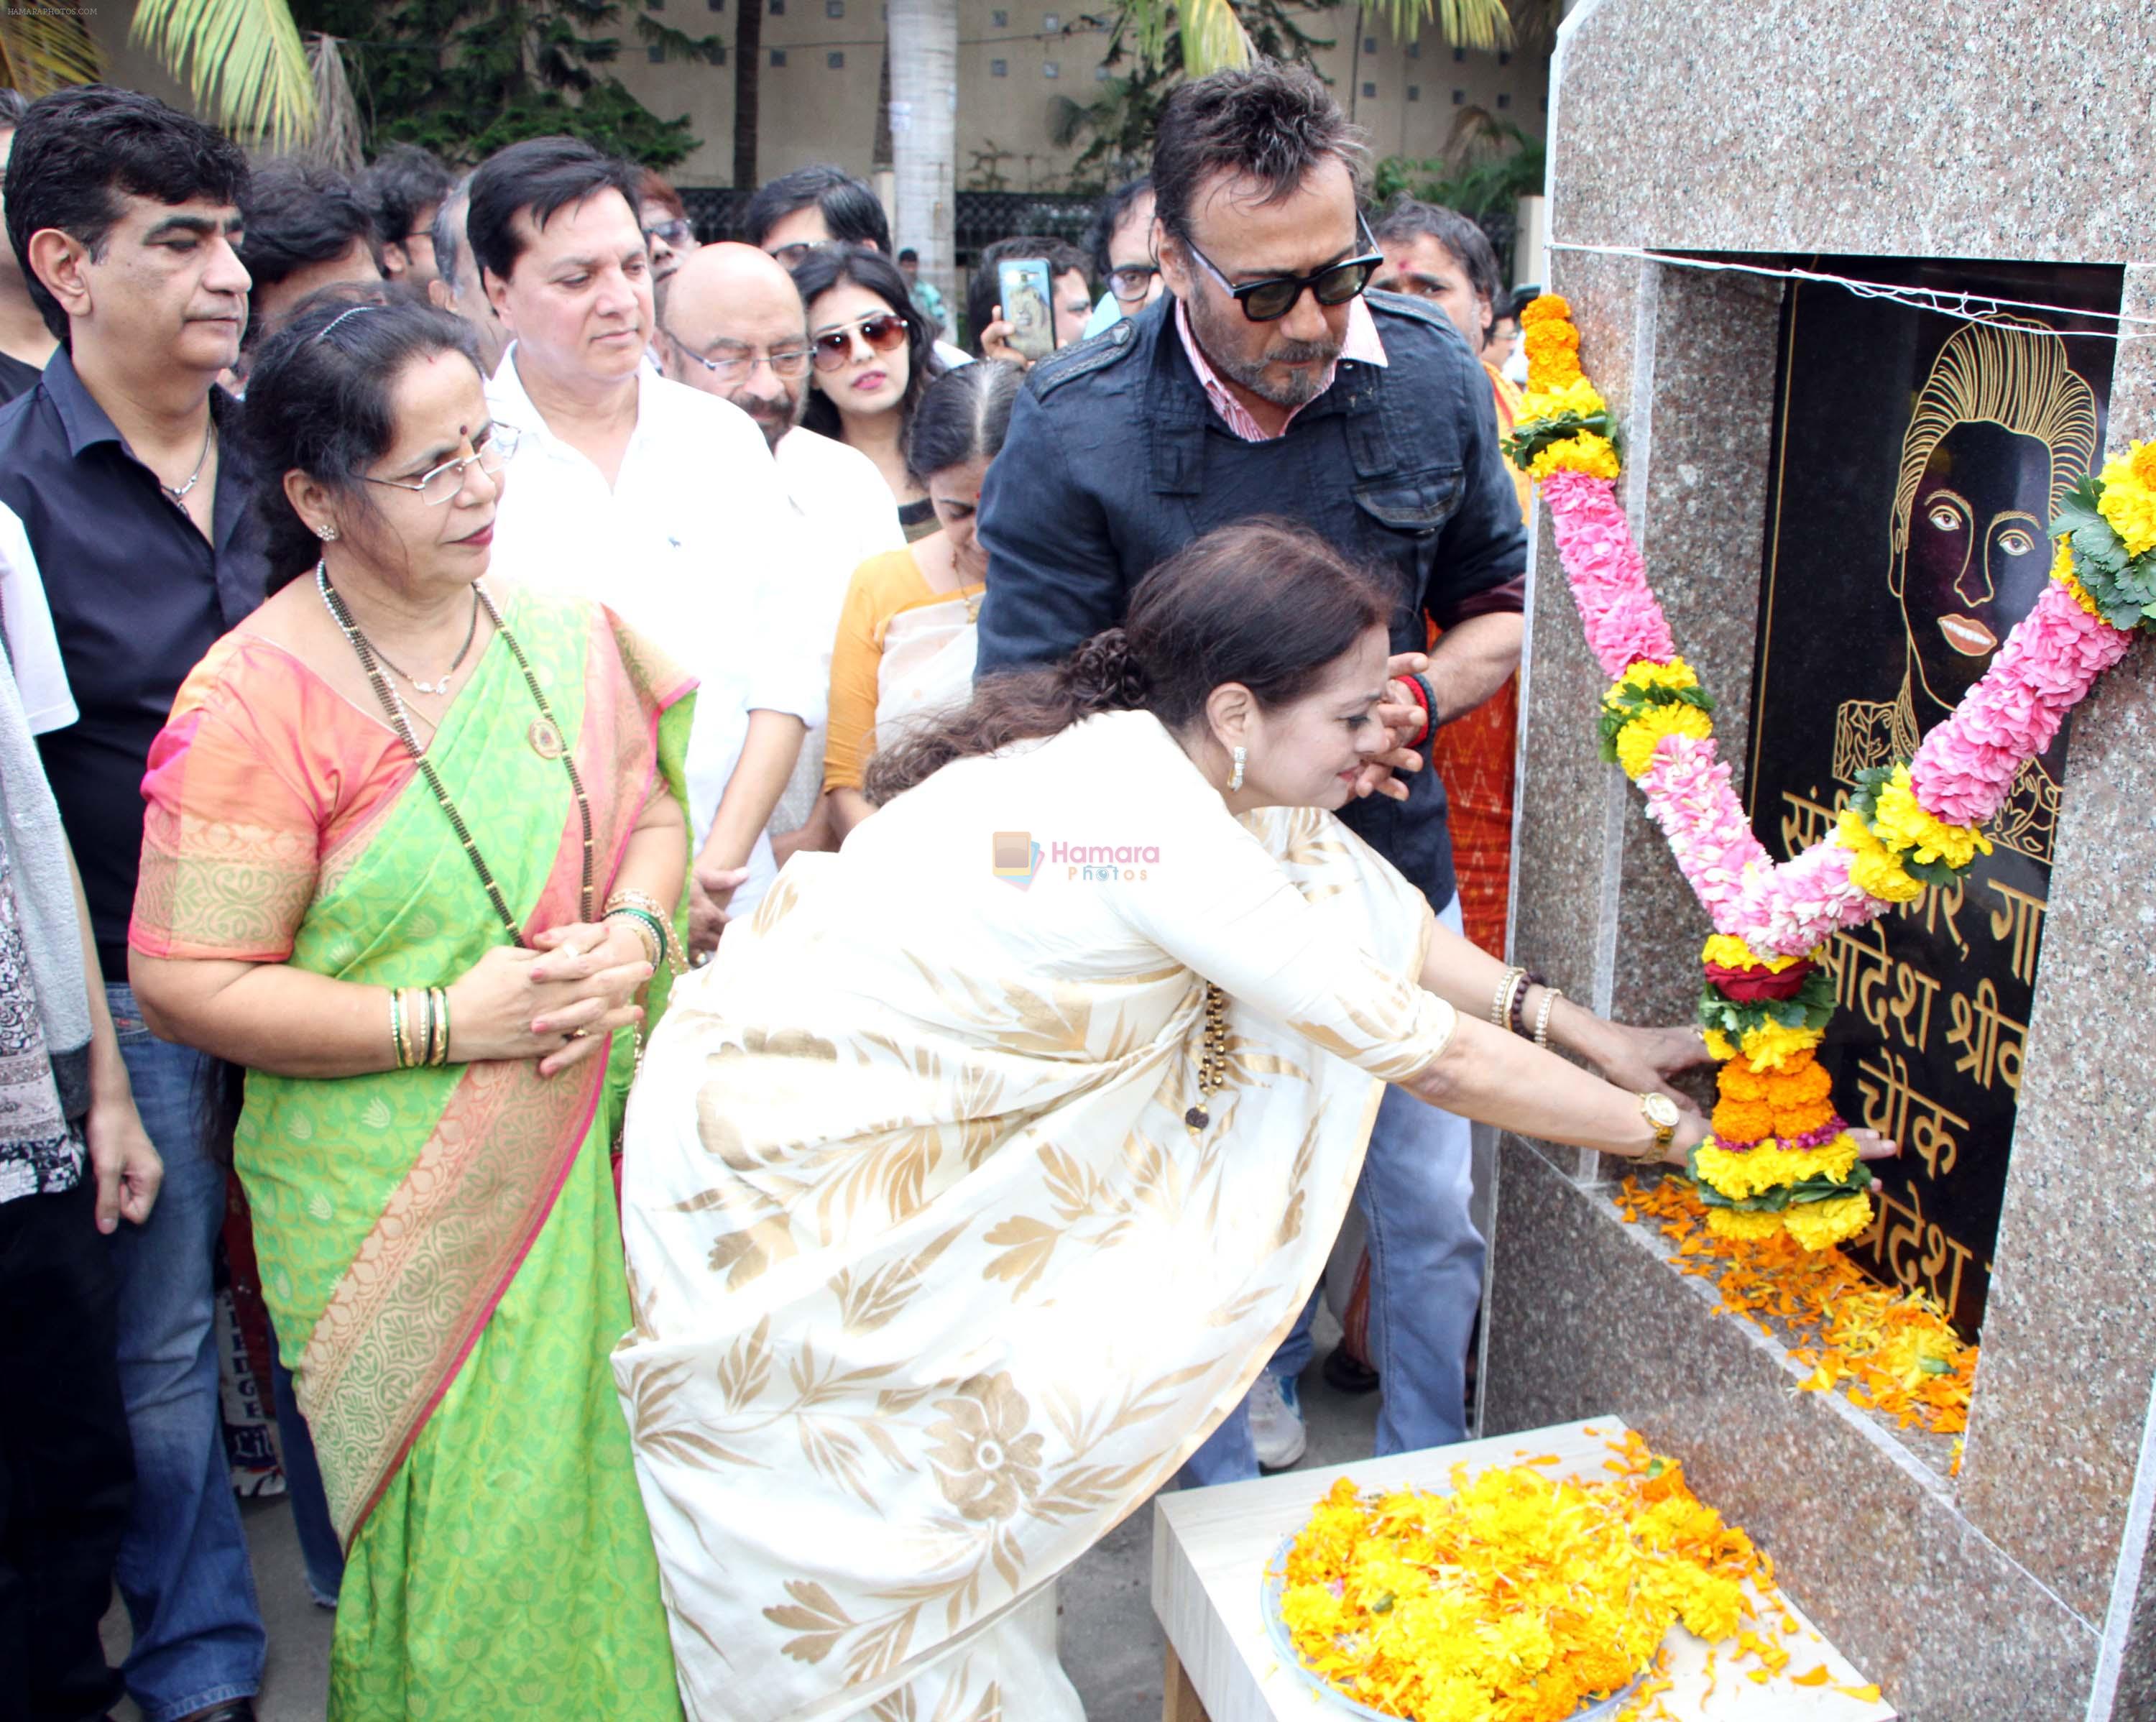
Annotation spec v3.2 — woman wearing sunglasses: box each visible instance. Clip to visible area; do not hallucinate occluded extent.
[791,244,946,542]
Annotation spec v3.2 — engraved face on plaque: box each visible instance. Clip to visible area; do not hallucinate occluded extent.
[1750,261,2123,1334]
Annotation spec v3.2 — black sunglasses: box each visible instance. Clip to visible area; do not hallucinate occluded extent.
[1176,219,1383,323]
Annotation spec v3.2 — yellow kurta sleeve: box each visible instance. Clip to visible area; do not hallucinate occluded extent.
[822,548,927,793]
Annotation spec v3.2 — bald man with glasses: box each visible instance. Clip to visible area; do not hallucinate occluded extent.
[660,242,902,855]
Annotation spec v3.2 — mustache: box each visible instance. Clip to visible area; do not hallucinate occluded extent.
[1267,337,1340,364]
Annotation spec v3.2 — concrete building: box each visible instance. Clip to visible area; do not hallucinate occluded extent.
[86,1,1547,201]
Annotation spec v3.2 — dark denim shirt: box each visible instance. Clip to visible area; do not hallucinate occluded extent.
[975,290,1528,909]
[0,349,265,975]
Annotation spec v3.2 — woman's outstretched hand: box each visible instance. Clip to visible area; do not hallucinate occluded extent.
[1585,1021,1715,1115]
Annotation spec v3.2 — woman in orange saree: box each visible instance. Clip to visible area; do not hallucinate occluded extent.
[129,293,691,1719]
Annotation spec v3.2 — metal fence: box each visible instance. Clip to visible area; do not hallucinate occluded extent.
[678,185,1099,264]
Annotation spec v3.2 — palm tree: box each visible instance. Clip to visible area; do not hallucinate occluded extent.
[132,0,319,150]
[0,9,102,93]
[1143,0,1519,75]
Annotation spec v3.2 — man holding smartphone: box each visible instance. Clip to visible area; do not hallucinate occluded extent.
[967,236,1094,363]
[975,60,1526,1481]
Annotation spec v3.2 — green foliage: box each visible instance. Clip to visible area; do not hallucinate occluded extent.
[292,0,719,165]
[1374,118,1543,221]
[1688,1150,1873,1212]
[1695,967,1837,1041]
[2053,474,2156,632]
[1503,406,1614,473]
[1595,676,1710,765]
[1051,0,1339,191]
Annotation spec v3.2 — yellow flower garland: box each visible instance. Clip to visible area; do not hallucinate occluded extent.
[1833,806,1924,903]
[1695,1133,1859,1200]
[1527,430,1623,483]
[1870,764,1991,870]
[1700,932,1807,973]
[2096,439,2156,556]
[1615,701,1714,778]
[1782,1194,1875,1251]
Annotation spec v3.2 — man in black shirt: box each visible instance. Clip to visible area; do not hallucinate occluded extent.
[977,63,1525,1484]
[0,86,267,1722]
[0,91,55,402]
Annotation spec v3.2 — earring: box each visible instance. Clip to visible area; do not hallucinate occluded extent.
[315,524,339,541]
[1227,745,1246,793]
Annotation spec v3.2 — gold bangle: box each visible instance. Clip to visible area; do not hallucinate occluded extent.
[604,906,664,970]
[605,887,686,976]
[430,985,451,1066]
[389,987,409,1069]
[1490,966,1524,1030]
[1531,985,1562,1050]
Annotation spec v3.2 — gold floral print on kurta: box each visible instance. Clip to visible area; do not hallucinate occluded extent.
[616,768,1460,1722]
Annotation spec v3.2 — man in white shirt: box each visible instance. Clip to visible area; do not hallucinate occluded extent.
[468,137,816,954]
[657,242,903,847]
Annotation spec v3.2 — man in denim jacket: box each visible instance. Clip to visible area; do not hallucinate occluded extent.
[976,60,1526,1479]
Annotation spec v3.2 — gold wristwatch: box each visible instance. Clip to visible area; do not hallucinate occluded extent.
[1638,1092,1680,1156]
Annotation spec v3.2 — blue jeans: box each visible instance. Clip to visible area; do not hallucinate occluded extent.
[1187,898,1485,1486]
[268,1352,343,1608]
[107,983,265,1722]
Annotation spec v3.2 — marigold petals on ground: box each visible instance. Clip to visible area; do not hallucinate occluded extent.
[1613,1176,1974,1437]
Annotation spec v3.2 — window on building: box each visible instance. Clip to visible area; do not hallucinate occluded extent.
[1452,45,1464,61]
[1451,88,1465,103]
[707,0,723,10]
[714,40,727,57]
[1405,40,1418,57]
[1043,11,1059,28]
[991,6,1006,22]
[990,57,1008,75]
[1406,84,1419,101]
[1360,80,1376,98]
[647,42,665,60]
[1496,91,1511,108]
[1095,63,1111,78]
[1498,49,1511,65]
[826,0,843,14]
[647,0,664,9]
[828,48,844,65]
[770,45,786,63]
[768,0,783,11]
[1043,58,1060,76]
[1362,34,1376,53]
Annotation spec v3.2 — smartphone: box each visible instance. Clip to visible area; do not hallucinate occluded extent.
[996,257,1056,364]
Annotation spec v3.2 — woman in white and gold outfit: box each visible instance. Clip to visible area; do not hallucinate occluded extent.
[614,522,1892,1720]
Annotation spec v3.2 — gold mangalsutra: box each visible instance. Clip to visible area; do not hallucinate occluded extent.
[1184,984,1229,1133]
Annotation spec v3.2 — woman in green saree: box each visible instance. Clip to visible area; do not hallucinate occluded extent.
[129,292,691,1718]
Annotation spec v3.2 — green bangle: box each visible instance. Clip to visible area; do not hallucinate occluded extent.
[605,904,668,970]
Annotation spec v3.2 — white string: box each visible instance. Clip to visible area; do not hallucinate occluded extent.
[1545,241,2156,340]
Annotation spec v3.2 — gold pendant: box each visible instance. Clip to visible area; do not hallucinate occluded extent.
[528,718,564,760]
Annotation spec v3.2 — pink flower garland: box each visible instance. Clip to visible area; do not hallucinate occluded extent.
[1542,469,1677,678]
[1907,579,2134,825]
[1539,472,2138,955]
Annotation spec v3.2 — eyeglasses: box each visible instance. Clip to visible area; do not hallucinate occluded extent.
[769,239,839,269]
[1175,221,1383,323]
[644,218,696,249]
[667,332,811,383]
[808,311,910,372]
[1107,262,1159,305]
[364,425,520,506]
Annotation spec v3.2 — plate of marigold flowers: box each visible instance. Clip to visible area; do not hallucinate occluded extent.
[1265,1438,1763,1722]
